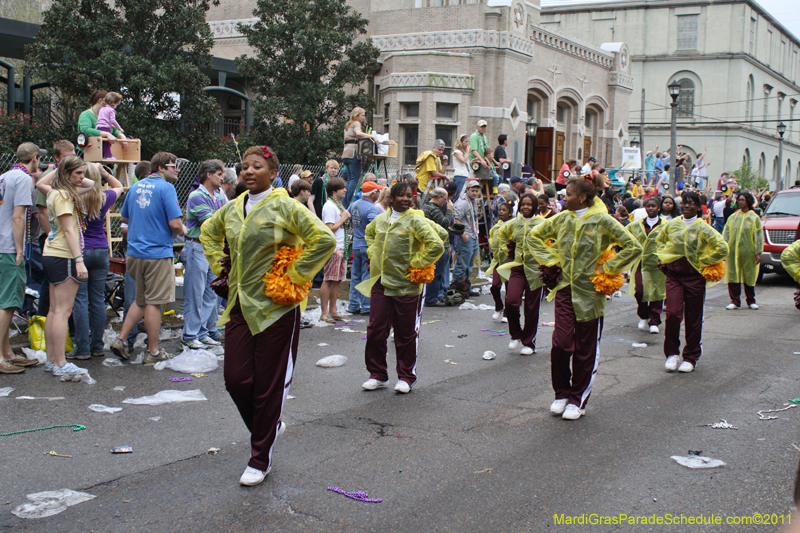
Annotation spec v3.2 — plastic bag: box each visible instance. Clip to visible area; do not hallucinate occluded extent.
[458,302,494,311]
[316,355,347,368]
[671,455,726,469]
[153,348,218,373]
[102,357,124,367]
[102,326,117,351]
[0,387,14,397]
[21,347,47,364]
[28,315,73,352]
[122,389,208,406]
[12,489,95,519]
[88,404,122,413]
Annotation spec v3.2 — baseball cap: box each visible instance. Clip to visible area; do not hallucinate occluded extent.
[16,142,45,163]
[361,181,384,193]
[466,180,481,189]
[477,120,488,127]
[300,170,312,178]
[510,176,524,184]
[588,156,597,162]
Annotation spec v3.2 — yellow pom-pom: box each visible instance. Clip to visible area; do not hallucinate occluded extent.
[406,264,436,284]
[701,262,726,283]
[263,246,310,305]
[591,272,625,295]
[597,248,616,266]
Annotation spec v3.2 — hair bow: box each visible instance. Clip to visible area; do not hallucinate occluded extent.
[261,146,274,159]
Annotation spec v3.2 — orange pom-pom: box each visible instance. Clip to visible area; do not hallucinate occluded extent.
[263,246,311,305]
[545,239,555,247]
[597,248,616,266]
[406,264,436,284]
[591,272,625,295]
[701,262,726,283]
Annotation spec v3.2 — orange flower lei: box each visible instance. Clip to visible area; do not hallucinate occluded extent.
[263,246,311,305]
[590,248,625,296]
[701,262,726,283]
[406,264,436,284]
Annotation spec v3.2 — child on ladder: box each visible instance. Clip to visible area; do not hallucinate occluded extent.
[96,92,128,160]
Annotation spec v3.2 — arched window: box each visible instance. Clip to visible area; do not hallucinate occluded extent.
[758,152,766,179]
[745,77,753,122]
[677,78,695,118]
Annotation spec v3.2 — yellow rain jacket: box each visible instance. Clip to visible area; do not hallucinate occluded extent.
[627,218,667,302]
[485,219,507,277]
[781,239,800,284]
[526,197,641,322]
[357,208,446,297]
[496,214,545,290]
[656,217,729,286]
[722,209,764,286]
[201,188,336,335]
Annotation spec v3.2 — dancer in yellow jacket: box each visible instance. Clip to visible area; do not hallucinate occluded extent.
[723,192,764,310]
[627,197,667,334]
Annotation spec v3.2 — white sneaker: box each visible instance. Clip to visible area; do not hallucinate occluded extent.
[638,319,648,331]
[501,317,508,323]
[183,339,206,349]
[649,325,659,334]
[562,404,585,420]
[277,421,286,437]
[678,361,695,373]
[725,303,738,310]
[508,339,520,351]
[200,337,222,346]
[550,399,568,415]
[520,346,535,355]
[53,362,88,376]
[362,379,388,391]
[664,355,680,372]
[239,465,270,486]
[492,310,502,322]
[394,380,411,394]
[749,303,759,310]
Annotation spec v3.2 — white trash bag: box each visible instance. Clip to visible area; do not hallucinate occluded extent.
[153,348,218,373]
[671,455,726,469]
[88,404,122,414]
[122,389,208,406]
[21,347,46,364]
[316,355,347,368]
[12,489,96,519]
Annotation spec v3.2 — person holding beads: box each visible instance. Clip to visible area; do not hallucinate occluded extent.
[656,191,728,374]
[628,197,666,334]
[496,194,545,355]
[36,156,97,377]
[723,192,763,310]
[527,178,641,420]
[358,182,446,394]
[201,145,336,486]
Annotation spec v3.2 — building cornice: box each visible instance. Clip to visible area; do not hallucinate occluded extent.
[380,72,475,91]
[372,29,535,57]
[208,18,257,39]
[529,27,616,68]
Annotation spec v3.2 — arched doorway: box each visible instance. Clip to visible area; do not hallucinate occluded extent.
[554,92,581,174]
[526,82,554,181]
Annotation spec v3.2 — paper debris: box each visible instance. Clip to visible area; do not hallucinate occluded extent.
[671,455,726,469]
[316,355,347,368]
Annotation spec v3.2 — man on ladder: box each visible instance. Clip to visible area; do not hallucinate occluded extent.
[415,140,448,204]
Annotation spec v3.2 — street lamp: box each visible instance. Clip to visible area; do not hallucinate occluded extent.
[526,118,538,171]
[777,121,786,191]
[526,118,538,138]
[630,137,640,148]
[668,80,681,193]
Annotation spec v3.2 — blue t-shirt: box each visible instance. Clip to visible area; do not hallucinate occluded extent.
[654,158,664,172]
[120,175,183,259]
[348,198,380,250]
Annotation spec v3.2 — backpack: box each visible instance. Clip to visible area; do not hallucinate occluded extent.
[449,276,472,300]
[443,289,465,307]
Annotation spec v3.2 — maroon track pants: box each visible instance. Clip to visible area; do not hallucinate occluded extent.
[490,268,505,312]
[364,281,424,385]
[727,283,756,307]
[550,286,603,409]
[505,266,542,349]
[224,302,300,472]
[633,268,663,326]
[663,258,706,365]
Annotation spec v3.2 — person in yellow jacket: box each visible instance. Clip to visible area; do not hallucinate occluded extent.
[656,191,728,374]
[723,192,764,310]
[201,145,336,487]
[527,179,641,420]
[358,181,446,394]
[486,201,512,322]
[496,194,545,355]
[783,237,800,284]
[628,197,667,334]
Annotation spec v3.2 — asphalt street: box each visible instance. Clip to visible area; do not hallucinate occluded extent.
[1,274,799,532]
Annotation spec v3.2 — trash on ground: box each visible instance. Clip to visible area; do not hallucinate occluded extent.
[149,417,161,422]
[153,348,218,373]
[701,419,738,430]
[102,357,124,367]
[16,396,65,401]
[102,326,117,350]
[491,333,507,336]
[443,359,458,365]
[316,355,347,368]
[111,446,133,454]
[44,451,72,458]
[421,320,440,325]
[473,468,492,474]
[794,352,800,355]
[445,345,454,348]
[206,345,224,356]
[88,404,122,414]
[159,328,181,340]
[122,389,208,406]
[190,373,206,378]
[457,334,468,338]
[459,302,494,311]
[21,348,46,364]
[207,447,220,455]
[632,343,648,348]
[327,487,382,503]
[688,450,702,455]
[0,387,14,397]
[542,322,556,327]
[482,351,496,360]
[287,395,296,400]
[81,373,97,385]
[170,377,193,382]
[113,386,125,391]
[789,398,800,404]
[671,455,726,469]
[317,343,329,347]
[133,333,147,349]
[11,489,96,519]
[129,352,144,365]
[758,404,797,420]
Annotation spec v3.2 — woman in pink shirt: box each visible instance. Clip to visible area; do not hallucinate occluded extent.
[96,92,126,160]
[555,159,577,191]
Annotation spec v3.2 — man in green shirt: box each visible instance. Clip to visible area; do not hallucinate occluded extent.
[468,119,497,192]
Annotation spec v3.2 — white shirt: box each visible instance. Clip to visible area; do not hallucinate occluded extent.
[712,200,726,218]
[646,216,660,227]
[390,210,403,224]
[452,149,470,177]
[575,207,589,218]
[581,163,593,175]
[287,174,300,189]
[245,188,271,214]
[322,199,345,249]
[682,215,697,227]
[658,171,670,194]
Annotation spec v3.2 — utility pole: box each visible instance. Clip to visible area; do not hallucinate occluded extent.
[640,89,645,183]
[777,122,786,191]
[668,81,681,194]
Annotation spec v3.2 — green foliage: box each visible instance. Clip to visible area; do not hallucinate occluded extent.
[0,111,72,155]
[25,0,221,160]
[730,159,760,192]
[237,0,380,165]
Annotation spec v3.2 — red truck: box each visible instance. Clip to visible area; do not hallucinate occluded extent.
[759,186,800,281]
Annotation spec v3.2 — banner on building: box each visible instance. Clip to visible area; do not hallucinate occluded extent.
[620,147,641,169]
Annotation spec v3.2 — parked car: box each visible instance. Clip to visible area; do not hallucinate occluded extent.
[759,186,800,280]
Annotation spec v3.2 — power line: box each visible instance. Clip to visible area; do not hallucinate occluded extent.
[630,118,800,125]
